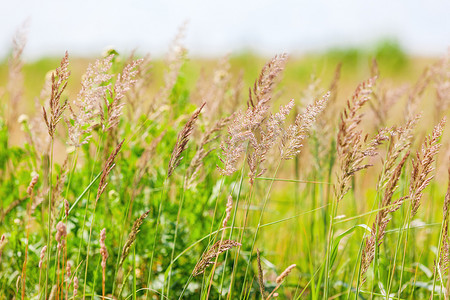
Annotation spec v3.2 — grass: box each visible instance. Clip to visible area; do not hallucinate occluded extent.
[0,32,449,300]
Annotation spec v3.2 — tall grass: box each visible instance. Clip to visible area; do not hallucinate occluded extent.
[0,28,449,299]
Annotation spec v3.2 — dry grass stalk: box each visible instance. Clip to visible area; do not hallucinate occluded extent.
[360,152,409,280]
[248,54,288,109]
[410,117,446,217]
[247,99,295,183]
[438,162,450,274]
[219,54,288,177]
[26,174,39,196]
[125,53,152,120]
[64,199,69,218]
[264,264,296,299]
[167,102,206,178]
[73,276,79,297]
[55,221,67,250]
[101,59,143,131]
[95,140,124,204]
[186,115,233,189]
[222,195,233,228]
[43,51,70,138]
[38,245,47,268]
[257,249,266,299]
[68,55,113,147]
[100,228,108,298]
[192,240,241,276]
[276,264,296,284]
[120,209,150,266]
[335,78,390,202]
[377,115,419,191]
[280,93,329,160]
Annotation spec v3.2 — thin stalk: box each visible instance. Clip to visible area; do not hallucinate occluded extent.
[145,178,168,299]
[82,132,105,298]
[44,139,54,299]
[239,161,282,299]
[165,175,187,298]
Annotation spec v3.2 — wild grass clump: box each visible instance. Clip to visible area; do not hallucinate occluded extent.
[0,27,449,299]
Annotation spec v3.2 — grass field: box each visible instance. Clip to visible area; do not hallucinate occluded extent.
[0,32,449,299]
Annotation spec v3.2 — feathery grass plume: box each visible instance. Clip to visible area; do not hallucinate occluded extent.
[222,195,233,228]
[265,264,296,299]
[246,54,288,133]
[38,245,47,268]
[248,53,288,109]
[218,118,256,176]
[125,52,152,120]
[120,209,150,266]
[410,117,446,217]
[26,174,39,196]
[64,199,69,218]
[101,58,143,131]
[7,23,27,128]
[186,115,233,188]
[0,234,6,264]
[360,152,409,279]
[219,54,287,176]
[438,162,450,273]
[335,78,390,202]
[67,55,113,147]
[257,249,266,299]
[276,264,296,284]
[55,221,67,250]
[43,51,70,138]
[73,276,78,297]
[95,139,124,204]
[280,93,329,160]
[167,102,206,178]
[66,261,71,279]
[247,99,295,183]
[100,228,108,298]
[192,240,241,276]
[377,115,419,191]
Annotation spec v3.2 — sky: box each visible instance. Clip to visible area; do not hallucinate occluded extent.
[1,0,450,60]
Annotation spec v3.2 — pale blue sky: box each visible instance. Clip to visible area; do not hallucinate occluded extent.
[1,0,449,60]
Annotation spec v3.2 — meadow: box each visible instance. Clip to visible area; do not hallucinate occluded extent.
[0,29,449,299]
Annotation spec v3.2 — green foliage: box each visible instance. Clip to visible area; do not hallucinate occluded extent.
[0,43,448,300]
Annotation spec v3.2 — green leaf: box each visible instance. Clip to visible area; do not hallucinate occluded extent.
[330,224,371,267]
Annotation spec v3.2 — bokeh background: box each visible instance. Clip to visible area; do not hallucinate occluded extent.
[1,0,450,59]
